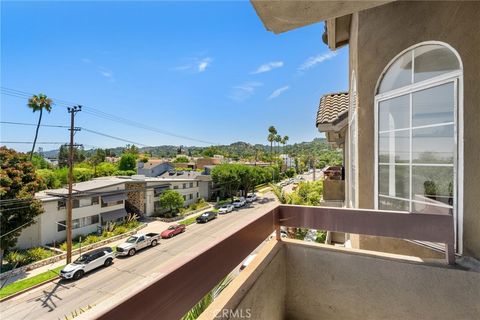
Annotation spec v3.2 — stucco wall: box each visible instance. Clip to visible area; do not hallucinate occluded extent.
[284,242,480,319]
[353,1,480,258]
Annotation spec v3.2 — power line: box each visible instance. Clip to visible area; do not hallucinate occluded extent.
[0,121,69,129]
[1,121,149,147]
[0,141,66,145]
[1,86,218,145]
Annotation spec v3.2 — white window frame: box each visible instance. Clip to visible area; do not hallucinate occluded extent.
[348,71,358,208]
[373,41,463,254]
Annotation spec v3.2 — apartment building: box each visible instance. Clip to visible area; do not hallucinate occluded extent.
[16,178,128,249]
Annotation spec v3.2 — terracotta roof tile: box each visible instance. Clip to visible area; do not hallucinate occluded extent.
[316,92,349,127]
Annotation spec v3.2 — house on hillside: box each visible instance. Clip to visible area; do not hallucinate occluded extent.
[137,159,174,177]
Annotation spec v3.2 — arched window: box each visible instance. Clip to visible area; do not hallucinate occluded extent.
[374,42,463,252]
[348,72,357,208]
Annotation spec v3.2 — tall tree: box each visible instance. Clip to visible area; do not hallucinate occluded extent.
[0,147,45,267]
[267,126,277,160]
[27,94,52,160]
[275,134,282,154]
[281,135,289,153]
[118,153,137,171]
[158,190,184,218]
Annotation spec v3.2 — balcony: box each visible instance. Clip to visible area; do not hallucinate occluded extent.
[79,205,479,320]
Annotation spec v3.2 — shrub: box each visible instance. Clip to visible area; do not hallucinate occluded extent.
[59,242,68,252]
[113,226,128,236]
[102,231,114,238]
[83,235,101,245]
[124,220,140,229]
[25,247,52,263]
[5,251,28,266]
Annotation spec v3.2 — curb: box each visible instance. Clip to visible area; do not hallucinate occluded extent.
[0,275,60,302]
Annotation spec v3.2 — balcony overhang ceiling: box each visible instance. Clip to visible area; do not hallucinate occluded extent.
[250,0,393,34]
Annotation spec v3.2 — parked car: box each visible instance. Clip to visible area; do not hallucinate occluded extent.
[246,193,257,203]
[60,247,115,280]
[219,204,234,214]
[116,233,160,257]
[239,254,258,271]
[161,224,186,238]
[196,211,217,223]
[232,198,246,208]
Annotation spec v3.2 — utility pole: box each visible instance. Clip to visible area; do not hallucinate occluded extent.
[66,105,82,263]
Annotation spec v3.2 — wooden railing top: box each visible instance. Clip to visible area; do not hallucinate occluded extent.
[91,204,454,320]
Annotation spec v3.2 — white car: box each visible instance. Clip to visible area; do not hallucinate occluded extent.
[219,204,234,214]
[232,199,246,208]
[246,193,257,203]
[60,247,115,280]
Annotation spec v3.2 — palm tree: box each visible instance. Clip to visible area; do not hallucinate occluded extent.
[27,94,52,160]
[267,126,277,161]
[275,134,282,154]
[281,135,289,153]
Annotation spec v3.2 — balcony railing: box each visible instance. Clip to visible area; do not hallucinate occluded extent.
[322,179,345,201]
[93,204,455,320]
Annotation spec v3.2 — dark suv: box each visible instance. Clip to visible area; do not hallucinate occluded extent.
[196,211,217,223]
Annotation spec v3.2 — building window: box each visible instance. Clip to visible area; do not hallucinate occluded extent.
[375,42,462,251]
[183,183,187,189]
[101,199,123,208]
[348,72,358,208]
[57,214,100,232]
[57,200,66,210]
[196,192,199,198]
[57,220,66,231]
[72,199,80,209]
[189,194,193,200]
[196,181,199,187]
[173,185,179,190]
[189,182,193,188]
[91,196,99,205]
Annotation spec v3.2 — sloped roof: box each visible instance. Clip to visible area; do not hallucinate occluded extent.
[316,92,349,127]
[142,160,169,169]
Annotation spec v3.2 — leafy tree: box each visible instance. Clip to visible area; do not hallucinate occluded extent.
[124,144,139,155]
[30,154,51,169]
[58,145,86,168]
[237,165,256,197]
[159,190,184,217]
[27,94,52,160]
[0,147,45,267]
[36,169,61,189]
[173,155,190,163]
[118,153,137,171]
[89,149,106,176]
[96,162,117,177]
[285,167,296,178]
[211,164,241,201]
[275,134,282,154]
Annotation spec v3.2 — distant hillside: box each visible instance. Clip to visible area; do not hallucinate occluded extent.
[42,138,332,159]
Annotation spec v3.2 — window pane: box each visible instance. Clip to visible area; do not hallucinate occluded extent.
[414,45,460,83]
[412,82,454,127]
[379,196,409,212]
[412,166,453,206]
[379,130,410,163]
[412,201,453,215]
[412,125,454,164]
[378,165,409,199]
[379,94,410,131]
[378,52,412,93]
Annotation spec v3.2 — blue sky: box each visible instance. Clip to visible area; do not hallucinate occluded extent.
[1,1,348,152]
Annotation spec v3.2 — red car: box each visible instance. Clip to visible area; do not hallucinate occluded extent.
[161,224,186,238]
